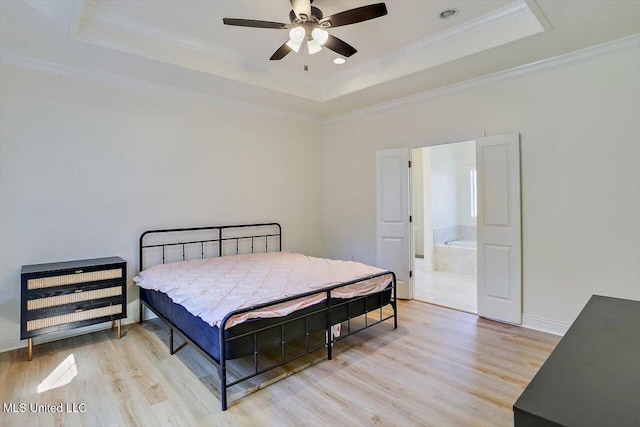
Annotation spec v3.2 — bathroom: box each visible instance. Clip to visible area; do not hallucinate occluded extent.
[412,140,477,313]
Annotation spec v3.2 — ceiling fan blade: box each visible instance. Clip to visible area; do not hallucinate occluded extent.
[324,34,357,57]
[223,18,288,29]
[270,42,292,60]
[320,3,388,28]
[290,0,312,20]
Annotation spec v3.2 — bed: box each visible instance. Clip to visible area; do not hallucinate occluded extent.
[136,223,397,410]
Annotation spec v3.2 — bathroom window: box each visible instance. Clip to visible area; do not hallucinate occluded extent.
[469,166,477,218]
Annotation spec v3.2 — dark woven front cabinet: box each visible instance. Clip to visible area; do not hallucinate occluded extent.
[21,257,127,359]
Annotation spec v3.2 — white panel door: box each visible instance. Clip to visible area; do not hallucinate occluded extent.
[476,133,522,324]
[376,148,411,299]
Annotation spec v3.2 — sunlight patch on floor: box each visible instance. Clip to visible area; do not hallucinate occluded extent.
[37,353,77,393]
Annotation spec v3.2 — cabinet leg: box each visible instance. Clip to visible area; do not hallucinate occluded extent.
[28,338,33,361]
[117,319,121,339]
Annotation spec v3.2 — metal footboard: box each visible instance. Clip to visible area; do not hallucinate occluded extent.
[218,271,397,410]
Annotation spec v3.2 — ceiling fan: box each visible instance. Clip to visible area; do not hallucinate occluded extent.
[223,0,388,64]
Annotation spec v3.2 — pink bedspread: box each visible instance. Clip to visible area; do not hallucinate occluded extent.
[134,251,392,329]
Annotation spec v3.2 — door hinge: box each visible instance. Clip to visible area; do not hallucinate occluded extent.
[409,270,413,278]
[409,215,412,223]
[408,160,412,168]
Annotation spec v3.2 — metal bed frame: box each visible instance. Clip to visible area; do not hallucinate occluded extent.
[138,223,397,410]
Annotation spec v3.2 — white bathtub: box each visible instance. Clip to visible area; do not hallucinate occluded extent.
[435,240,477,275]
[447,240,477,249]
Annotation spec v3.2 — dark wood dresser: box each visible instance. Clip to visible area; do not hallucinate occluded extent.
[21,256,127,360]
[513,295,640,427]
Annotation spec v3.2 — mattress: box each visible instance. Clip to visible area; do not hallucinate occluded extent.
[141,284,393,361]
[134,251,392,329]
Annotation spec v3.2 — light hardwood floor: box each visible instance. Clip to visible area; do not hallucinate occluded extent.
[0,301,559,427]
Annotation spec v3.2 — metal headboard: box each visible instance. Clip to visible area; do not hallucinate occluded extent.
[139,223,282,271]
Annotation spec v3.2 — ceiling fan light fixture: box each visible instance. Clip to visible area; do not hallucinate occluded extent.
[223,2,389,63]
[307,39,322,55]
[333,57,346,65]
[286,39,302,53]
[311,28,329,46]
[289,26,306,43]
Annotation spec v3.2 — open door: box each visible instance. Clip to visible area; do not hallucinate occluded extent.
[376,148,411,299]
[476,133,522,324]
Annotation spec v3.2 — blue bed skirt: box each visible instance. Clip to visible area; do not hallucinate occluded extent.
[140,284,393,362]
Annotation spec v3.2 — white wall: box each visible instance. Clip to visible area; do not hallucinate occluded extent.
[414,140,475,261]
[0,64,324,351]
[411,148,424,256]
[323,45,640,333]
[422,149,434,271]
[430,144,458,231]
[1,40,638,353]
[454,141,476,228]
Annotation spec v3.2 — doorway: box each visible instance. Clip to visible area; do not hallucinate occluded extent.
[411,141,478,313]
[376,133,522,323]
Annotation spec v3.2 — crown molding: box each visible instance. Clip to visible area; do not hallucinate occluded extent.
[78,1,544,103]
[323,33,640,124]
[67,0,85,36]
[321,0,535,88]
[0,51,321,124]
[2,33,637,126]
[524,0,552,32]
[80,5,315,87]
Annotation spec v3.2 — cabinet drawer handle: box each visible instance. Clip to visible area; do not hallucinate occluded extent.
[74,270,83,274]
[75,308,83,313]
[74,289,83,293]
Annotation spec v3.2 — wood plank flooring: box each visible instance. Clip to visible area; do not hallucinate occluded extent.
[0,301,559,426]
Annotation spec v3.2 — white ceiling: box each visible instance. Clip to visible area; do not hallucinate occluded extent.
[1,0,639,119]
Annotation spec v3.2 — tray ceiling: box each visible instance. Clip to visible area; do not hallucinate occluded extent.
[75,0,545,101]
[1,0,639,118]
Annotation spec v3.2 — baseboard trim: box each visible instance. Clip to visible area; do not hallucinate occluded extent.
[0,307,141,354]
[522,315,569,336]
[0,307,570,352]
